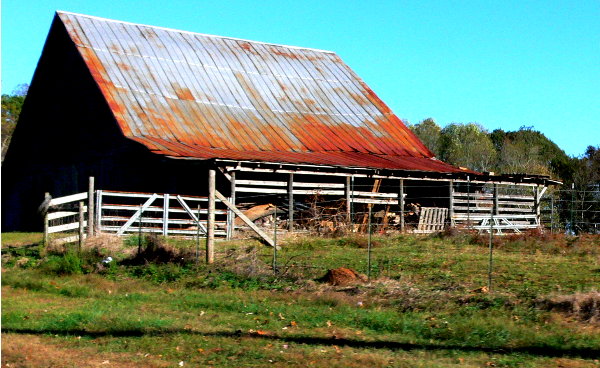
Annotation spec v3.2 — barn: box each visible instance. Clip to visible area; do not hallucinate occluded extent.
[2,12,558,239]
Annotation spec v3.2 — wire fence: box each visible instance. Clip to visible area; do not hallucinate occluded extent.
[235,183,600,236]
[541,186,600,235]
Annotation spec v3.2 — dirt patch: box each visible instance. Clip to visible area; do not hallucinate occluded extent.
[1,333,170,367]
[319,268,367,286]
[536,292,600,323]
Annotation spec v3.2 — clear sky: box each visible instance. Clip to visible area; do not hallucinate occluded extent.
[2,0,598,157]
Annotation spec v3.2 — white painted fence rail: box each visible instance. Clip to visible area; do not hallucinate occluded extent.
[96,190,228,237]
[44,192,88,245]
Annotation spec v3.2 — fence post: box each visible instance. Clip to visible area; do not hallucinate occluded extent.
[345,176,351,224]
[399,179,405,233]
[43,192,50,245]
[196,205,201,265]
[207,169,216,264]
[88,177,94,237]
[367,206,372,281]
[273,205,278,274]
[448,180,454,228]
[467,176,471,229]
[163,194,170,236]
[78,201,85,254]
[138,206,143,255]
[288,173,294,232]
[570,183,575,234]
[488,205,494,292]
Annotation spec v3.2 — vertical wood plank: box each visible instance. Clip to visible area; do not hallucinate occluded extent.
[163,193,170,236]
[493,184,499,216]
[78,201,85,251]
[96,190,103,234]
[288,173,294,232]
[88,177,94,237]
[207,169,216,264]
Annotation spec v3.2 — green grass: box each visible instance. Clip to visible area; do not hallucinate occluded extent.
[2,232,599,367]
[1,232,43,248]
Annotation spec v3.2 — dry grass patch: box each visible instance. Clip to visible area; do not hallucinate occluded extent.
[1,334,171,367]
[536,292,600,323]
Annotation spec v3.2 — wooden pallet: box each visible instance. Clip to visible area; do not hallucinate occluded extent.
[414,207,449,233]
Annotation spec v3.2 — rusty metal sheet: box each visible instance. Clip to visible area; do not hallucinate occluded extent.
[57,11,470,174]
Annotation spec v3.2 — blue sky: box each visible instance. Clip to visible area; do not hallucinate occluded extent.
[2,0,598,157]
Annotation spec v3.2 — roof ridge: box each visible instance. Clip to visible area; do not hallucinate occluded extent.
[56,10,336,54]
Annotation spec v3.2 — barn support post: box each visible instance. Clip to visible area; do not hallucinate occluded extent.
[534,185,541,224]
[345,176,351,223]
[493,183,499,216]
[78,201,85,253]
[227,171,236,240]
[399,179,405,233]
[467,176,471,229]
[288,173,294,232]
[448,180,454,228]
[550,194,555,233]
[87,177,94,237]
[350,175,355,225]
[207,169,216,264]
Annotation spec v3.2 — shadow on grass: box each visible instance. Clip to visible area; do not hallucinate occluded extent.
[4,327,599,359]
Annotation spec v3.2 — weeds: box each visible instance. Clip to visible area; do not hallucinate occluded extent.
[2,231,600,367]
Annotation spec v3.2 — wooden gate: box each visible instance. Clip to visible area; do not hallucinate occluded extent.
[96,190,227,237]
[44,192,89,244]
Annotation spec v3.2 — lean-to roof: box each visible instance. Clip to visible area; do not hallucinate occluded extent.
[56,11,470,173]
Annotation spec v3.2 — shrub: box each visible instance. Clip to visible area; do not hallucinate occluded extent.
[41,252,83,275]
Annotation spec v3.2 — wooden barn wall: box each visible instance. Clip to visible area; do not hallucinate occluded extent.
[1,19,223,231]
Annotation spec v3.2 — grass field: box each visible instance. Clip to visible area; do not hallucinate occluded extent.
[2,231,599,367]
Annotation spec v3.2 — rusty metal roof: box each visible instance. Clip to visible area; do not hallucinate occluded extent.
[56,11,471,174]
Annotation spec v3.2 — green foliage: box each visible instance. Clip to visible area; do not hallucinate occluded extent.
[1,84,28,161]
[439,122,497,172]
[127,263,190,283]
[409,118,442,157]
[41,252,83,275]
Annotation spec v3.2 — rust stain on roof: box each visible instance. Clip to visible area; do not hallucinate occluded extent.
[55,11,471,174]
[174,86,195,101]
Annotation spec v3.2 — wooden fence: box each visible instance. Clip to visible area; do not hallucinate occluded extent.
[96,190,227,237]
[44,192,88,245]
[451,185,542,233]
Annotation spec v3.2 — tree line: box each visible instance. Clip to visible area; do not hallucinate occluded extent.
[408,118,598,187]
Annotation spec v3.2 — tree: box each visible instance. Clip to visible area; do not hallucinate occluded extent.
[491,126,572,177]
[438,122,496,172]
[409,118,442,157]
[1,84,28,161]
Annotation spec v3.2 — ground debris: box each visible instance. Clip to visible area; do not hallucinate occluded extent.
[318,267,367,286]
[536,291,600,323]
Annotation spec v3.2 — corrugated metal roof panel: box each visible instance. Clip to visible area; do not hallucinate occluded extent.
[57,11,468,174]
